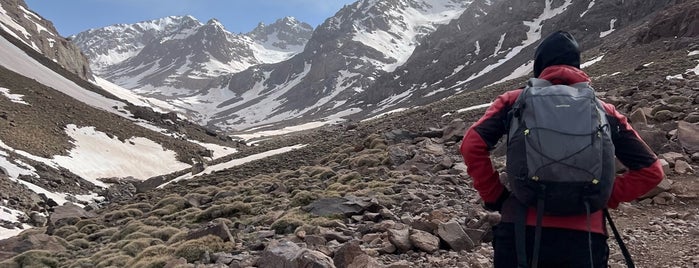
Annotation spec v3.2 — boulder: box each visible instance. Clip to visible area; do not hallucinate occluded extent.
[387,226,412,252]
[408,229,440,253]
[259,240,335,268]
[441,118,467,142]
[678,121,699,153]
[47,203,96,233]
[436,221,475,252]
[333,240,382,268]
[674,160,694,174]
[303,197,365,217]
[187,221,234,242]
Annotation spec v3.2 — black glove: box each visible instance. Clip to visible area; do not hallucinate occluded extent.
[483,189,510,212]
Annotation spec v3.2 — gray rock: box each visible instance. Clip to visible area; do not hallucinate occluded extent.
[187,221,234,242]
[437,221,475,252]
[387,226,412,252]
[211,252,235,264]
[629,108,648,125]
[441,118,467,142]
[333,240,379,268]
[303,197,364,217]
[692,152,699,161]
[674,160,694,174]
[259,240,335,268]
[408,229,440,253]
[660,152,685,163]
[678,121,699,153]
[640,178,674,199]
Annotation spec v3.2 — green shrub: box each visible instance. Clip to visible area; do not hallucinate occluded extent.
[128,244,171,267]
[153,194,189,210]
[87,227,117,242]
[194,202,251,222]
[65,232,87,241]
[290,190,319,207]
[70,238,91,249]
[121,238,163,257]
[95,254,131,267]
[74,219,98,230]
[271,211,307,234]
[124,202,154,213]
[123,231,152,241]
[3,250,59,268]
[78,223,103,235]
[149,226,181,242]
[173,235,233,262]
[104,208,143,222]
[53,225,79,238]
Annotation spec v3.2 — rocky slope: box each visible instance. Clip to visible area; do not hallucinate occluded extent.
[0,1,697,267]
[0,0,92,80]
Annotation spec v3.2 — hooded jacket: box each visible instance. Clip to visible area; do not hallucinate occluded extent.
[459,31,664,234]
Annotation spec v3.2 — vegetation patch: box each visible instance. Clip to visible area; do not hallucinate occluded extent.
[173,235,233,263]
[121,238,163,257]
[0,250,59,268]
[194,202,251,222]
[104,208,143,223]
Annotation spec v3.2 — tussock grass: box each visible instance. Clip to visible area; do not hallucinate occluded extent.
[1,250,59,268]
[121,238,163,257]
[104,208,143,223]
[53,225,78,239]
[172,235,233,263]
[194,202,251,222]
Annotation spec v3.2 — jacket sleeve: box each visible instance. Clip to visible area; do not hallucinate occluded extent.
[460,90,520,204]
[601,102,665,208]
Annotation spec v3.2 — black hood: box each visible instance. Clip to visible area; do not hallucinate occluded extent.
[533,31,581,77]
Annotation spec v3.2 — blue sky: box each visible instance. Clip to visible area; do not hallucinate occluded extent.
[25,0,356,36]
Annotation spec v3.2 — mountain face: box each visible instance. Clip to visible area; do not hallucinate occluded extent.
[0,0,92,80]
[72,16,314,98]
[72,0,690,134]
[361,0,684,111]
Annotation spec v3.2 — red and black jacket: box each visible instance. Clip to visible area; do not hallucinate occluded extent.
[460,65,664,234]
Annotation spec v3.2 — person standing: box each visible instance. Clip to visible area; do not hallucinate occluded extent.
[460,31,664,267]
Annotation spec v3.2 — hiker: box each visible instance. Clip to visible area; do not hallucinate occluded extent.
[460,31,664,268]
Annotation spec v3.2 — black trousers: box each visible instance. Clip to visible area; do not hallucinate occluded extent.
[493,223,609,268]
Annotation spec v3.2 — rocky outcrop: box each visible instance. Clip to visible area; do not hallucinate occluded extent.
[0,0,93,80]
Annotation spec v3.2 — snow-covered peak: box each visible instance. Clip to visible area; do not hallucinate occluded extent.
[322,0,471,72]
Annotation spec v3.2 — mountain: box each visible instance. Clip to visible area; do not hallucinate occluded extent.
[0,0,698,267]
[72,16,313,102]
[0,0,92,80]
[0,0,252,241]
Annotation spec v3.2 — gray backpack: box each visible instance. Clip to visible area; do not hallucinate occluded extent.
[505,78,616,216]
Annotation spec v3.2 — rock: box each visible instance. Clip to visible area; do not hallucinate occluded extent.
[633,124,668,152]
[441,118,467,142]
[685,112,699,123]
[388,145,412,166]
[387,227,412,252]
[464,228,486,244]
[660,152,685,163]
[259,240,336,268]
[659,159,671,174]
[164,258,190,268]
[47,203,96,233]
[28,212,47,227]
[386,260,412,268]
[408,229,440,253]
[187,221,234,242]
[212,252,235,265]
[303,197,365,217]
[0,234,67,255]
[640,178,673,199]
[653,110,674,121]
[692,152,699,161]
[652,192,676,205]
[437,221,475,252]
[678,121,699,153]
[674,160,694,174]
[629,108,648,125]
[320,227,352,243]
[333,240,381,268]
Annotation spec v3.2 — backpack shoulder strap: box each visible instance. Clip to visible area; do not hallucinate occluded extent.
[528,78,552,88]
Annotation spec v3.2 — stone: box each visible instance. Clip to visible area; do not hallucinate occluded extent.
[386,260,412,268]
[47,203,96,234]
[303,197,365,217]
[259,240,336,268]
[629,108,648,125]
[678,121,699,153]
[408,229,440,253]
[659,159,671,174]
[29,212,47,227]
[437,221,475,252]
[653,110,674,121]
[212,252,235,265]
[320,227,352,243]
[388,145,412,166]
[333,240,381,268]
[633,124,668,152]
[387,227,412,252]
[685,112,699,123]
[187,221,234,242]
[692,152,699,161]
[660,152,685,163]
[640,178,673,199]
[674,160,694,174]
[464,228,486,244]
[441,118,467,142]
[164,258,190,268]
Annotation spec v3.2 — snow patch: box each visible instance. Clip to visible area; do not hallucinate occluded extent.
[52,124,190,185]
[457,103,492,113]
[580,1,595,17]
[0,87,29,105]
[599,18,617,38]
[581,55,605,68]
[160,144,306,187]
[690,50,699,56]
